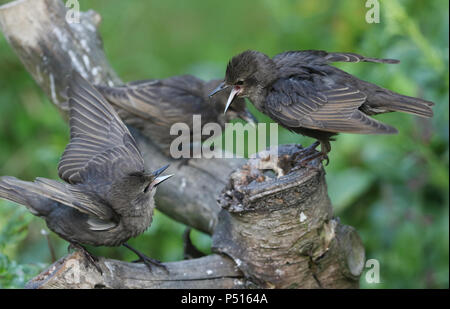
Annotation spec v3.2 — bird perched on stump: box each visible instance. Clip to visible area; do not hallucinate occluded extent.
[95,75,256,157]
[210,50,434,164]
[0,73,173,273]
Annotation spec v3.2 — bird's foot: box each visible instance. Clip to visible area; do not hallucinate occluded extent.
[133,255,169,273]
[292,141,320,161]
[292,148,329,172]
[123,243,169,273]
[68,243,103,274]
[299,151,329,167]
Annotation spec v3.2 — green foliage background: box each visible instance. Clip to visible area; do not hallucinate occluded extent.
[0,0,448,288]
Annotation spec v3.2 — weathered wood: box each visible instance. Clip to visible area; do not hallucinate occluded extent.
[23,145,364,289]
[26,252,246,289]
[0,0,365,289]
[212,145,365,288]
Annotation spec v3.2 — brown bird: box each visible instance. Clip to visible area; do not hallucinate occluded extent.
[95,75,256,157]
[0,73,173,273]
[210,50,434,163]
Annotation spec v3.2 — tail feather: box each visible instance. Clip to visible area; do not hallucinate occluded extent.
[0,177,30,207]
[386,94,434,118]
[0,176,53,216]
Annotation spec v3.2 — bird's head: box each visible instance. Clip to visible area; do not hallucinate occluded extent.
[205,79,257,125]
[209,50,277,114]
[121,164,173,206]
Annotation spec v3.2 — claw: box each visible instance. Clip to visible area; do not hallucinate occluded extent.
[323,155,330,166]
[136,256,169,273]
[292,150,328,172]
[124,243,169,274]
[292,142,320,161]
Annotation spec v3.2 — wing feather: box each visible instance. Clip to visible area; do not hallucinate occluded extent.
[58,72,144,185]
[0,176,116,222]
[266,78,398,134]
[94,75,207,123]
[273,50,399,65]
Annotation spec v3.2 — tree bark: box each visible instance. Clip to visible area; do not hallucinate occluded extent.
[0,0,365,289]
[25,252,245,289]
[212,145,365,288]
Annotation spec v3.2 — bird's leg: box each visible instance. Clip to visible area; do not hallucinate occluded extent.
[67,242,103,274]
[123,243,169,273]
[183,228,205,260]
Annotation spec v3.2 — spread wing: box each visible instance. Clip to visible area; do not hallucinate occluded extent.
[58,72,145,185]
[265,77,398,134]
[94,75,211,126]
[273,50,399,66]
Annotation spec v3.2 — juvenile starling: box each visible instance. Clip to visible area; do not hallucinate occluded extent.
[0,73,173,272]
[95,75,256,157]
[210,50,434,163]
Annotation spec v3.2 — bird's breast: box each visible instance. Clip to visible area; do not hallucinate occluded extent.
[119,198,155,237]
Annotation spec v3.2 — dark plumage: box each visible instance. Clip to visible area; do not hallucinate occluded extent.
[211,50,434,162]
[95,75,256,157]
[0,73,173,272]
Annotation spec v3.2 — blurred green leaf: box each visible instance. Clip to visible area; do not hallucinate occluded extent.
[327,169,375,213]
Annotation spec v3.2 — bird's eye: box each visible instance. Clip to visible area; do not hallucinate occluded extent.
[236,80,244,85]
[143,184,150,193]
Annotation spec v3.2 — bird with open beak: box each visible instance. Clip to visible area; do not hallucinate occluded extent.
[0,72,173,273]
[95,75,257,158]
[210,50,434,164]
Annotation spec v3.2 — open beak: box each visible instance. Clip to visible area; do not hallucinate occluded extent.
[224,86,242,114]
[240,110,257,126]
[151,164,174,186]
[153,174,174,186]
[152,164,170,177]
[209,82,229,98]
